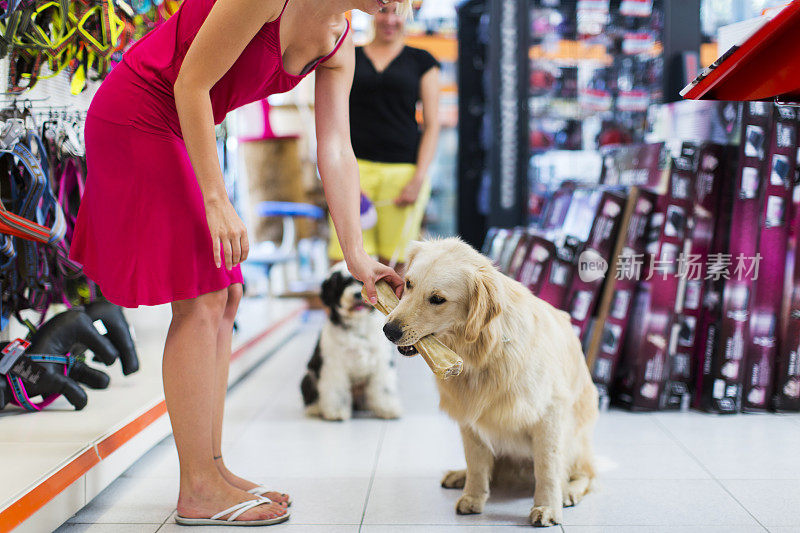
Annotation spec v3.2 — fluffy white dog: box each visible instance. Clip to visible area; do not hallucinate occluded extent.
[301,263,403,421]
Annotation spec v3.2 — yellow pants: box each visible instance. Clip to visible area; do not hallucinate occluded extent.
[329,159,430,263]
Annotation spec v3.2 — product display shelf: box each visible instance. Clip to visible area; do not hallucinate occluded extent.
[0,296,307,533]
[682,2,800,101]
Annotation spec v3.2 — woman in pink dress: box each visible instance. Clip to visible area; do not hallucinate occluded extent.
[71,0,406,525]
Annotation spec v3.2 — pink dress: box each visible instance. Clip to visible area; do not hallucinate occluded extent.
[70,0,349,307]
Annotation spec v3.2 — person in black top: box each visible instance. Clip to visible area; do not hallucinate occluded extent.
[329,2,441,271]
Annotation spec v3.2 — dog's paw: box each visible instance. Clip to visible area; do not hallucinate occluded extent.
[455,494,486,515]
[320,406,352,421]
[562,484,587,507]
[441,469,467,489]
[371,400,403,420]
[529,506,562,527]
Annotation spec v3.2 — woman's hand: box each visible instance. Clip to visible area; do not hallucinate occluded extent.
[394,177,425,207]
[345,249,404,303]
[204,197,249,270]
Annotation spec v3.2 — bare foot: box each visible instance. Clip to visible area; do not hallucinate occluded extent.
[177,476,288,522]
[216,458,291,506]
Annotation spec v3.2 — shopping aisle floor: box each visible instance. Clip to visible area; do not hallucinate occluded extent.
[57,311,800,533]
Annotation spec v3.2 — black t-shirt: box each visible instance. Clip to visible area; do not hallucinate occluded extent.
[349,45,440,164]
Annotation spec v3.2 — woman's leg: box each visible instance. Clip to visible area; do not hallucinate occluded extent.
[165,287,287,521]
[209,284,290,505]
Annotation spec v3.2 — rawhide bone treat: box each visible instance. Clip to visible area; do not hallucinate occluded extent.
[365,281,463,379]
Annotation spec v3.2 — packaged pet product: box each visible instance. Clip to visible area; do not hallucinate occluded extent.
[563,189,627,340]
[774,270,800,411]
[497,228,526,275]
[517,235,558,295]
[616,146,698,410]
[695,102,772,413]
[539,182,577,232]
[664,143,736,409]
[506,231,534,279]
[613,282,672,411]
[537,234,582,309]
[773,147,800,411]
[600,142,668,192]
[662,143,735,409]
[742,106,799,411]
[588,187,658,406]
[484,228,510,265]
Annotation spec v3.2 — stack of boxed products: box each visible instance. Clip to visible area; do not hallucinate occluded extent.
[484,102,800,413]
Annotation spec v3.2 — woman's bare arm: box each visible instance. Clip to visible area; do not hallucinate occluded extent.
[174,0,282,269]
[315,35,403,300]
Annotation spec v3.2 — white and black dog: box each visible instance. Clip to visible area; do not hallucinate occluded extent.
[301,263,403,421]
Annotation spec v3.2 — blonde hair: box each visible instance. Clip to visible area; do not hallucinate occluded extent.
[396,0,413,19]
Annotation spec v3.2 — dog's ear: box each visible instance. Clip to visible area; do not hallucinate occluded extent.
[320,271,344,309]
[465,267,501,343]
[406,241,424,267]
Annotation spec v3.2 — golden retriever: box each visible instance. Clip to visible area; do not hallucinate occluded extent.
[382,238,598,527]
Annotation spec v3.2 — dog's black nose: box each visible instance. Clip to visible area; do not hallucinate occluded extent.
[383,321,403,343]
[353,291,362,301]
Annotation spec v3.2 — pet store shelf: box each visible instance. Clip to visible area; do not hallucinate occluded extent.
[0,297,307,533]
[682,2,800,101]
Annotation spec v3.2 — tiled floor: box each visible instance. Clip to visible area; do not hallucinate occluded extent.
[58,312,800,533]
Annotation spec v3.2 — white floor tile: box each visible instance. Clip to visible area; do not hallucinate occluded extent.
[226,419,383,478]
[563,479,759,527]
[259,477,370,525]
[374,414,465,478]
[55,524,162,533]
[67,475,178,524]
[653,413,800,480]
[594,411,672,446]
[158,524,359,533]
[362,527,536,532]
[593,440,709,480]
[722,479,800,528]
[363,476,536,526]
[561,527,765,533]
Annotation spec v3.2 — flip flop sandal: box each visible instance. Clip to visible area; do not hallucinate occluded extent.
[247,487,292,506]
[175,497,290,527]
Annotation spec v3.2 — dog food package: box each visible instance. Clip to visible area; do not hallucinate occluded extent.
[589,187,658,405]
[615,146,699,410]
[661,143,737,409]
[496,228,527,274]
[773,148,800,411]
[540,182,578,232]
[613,282,672,411]
[484,228,510,266]
[538,235,583,309]
[695,102,773,414]
[742,106,799,412]
[505,231,534,278]
[517,235,558,295]
[564,189,628,341]
[774,274,800,411]
[481,227,501,256]
[600,142,669,192]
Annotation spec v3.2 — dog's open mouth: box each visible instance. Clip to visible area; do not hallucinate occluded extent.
[350,303,369,312]
[397,345,418,356]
